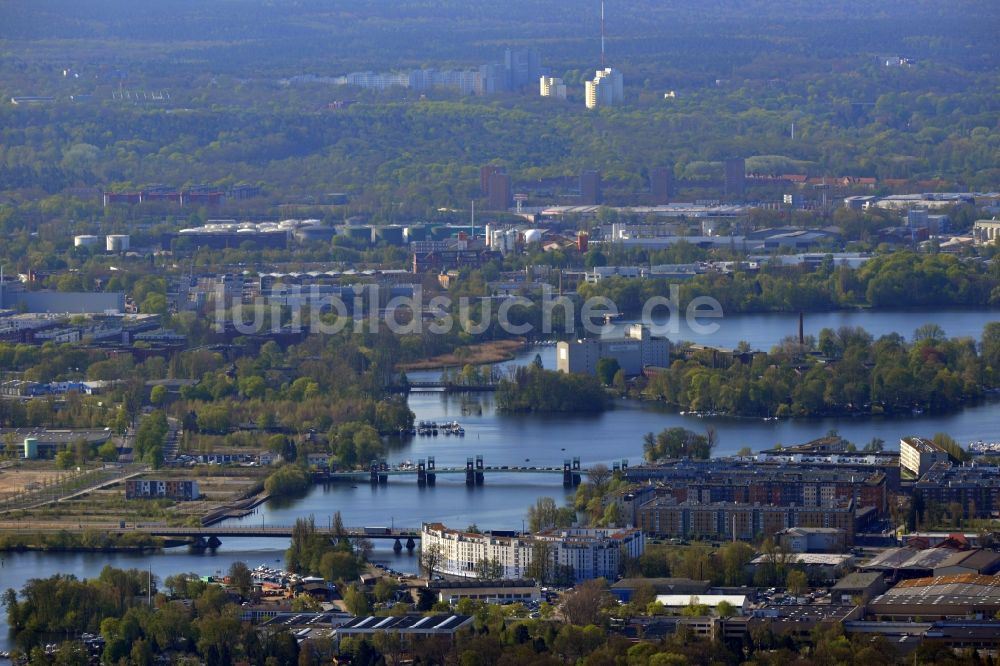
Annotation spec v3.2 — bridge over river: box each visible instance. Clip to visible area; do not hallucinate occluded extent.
[324,456,631,487]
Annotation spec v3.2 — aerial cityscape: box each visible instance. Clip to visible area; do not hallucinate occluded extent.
[1,0,999,664]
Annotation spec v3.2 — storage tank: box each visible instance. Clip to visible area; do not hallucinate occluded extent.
[403,225,427,243]
[23,437,38,459]
[106,234,130,252]
[524,229,543,244]
[374,225,405,246]
[74,235,100,248]
[345,226,373,243]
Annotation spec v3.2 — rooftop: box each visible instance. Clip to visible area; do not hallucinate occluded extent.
[901,436,945,455]
[751,553,853,567]
[338,614,473,633]
[832,572,884,591]
[872,574,1000,607]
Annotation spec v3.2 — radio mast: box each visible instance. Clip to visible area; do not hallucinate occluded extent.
[601,2,606,66]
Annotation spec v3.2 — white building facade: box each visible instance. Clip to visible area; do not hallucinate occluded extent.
[539,76,567,100]
[421,523,644,583]
[585,68,624,109]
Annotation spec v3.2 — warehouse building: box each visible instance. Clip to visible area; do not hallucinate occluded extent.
[557,324,668,376]
[868,574,1000,621]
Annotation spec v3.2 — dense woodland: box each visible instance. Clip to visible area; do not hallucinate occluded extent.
[643,323,1000,418]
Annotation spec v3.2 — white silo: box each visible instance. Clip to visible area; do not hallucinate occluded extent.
[106,234,131,252]
[74,235,100,248]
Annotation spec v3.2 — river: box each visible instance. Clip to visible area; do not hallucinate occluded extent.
[2,307,998,653]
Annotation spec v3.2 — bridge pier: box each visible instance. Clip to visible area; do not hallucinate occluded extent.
[207,536,222,549]
[393,538,403,552]
[417,459,427,487]
[475,455,484,485]
[370,460,388,485]
[427,456,436,486]
[466,457,475,486]
[405,537,416,551]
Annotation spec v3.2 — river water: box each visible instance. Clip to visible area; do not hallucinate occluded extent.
[2,308,998,653]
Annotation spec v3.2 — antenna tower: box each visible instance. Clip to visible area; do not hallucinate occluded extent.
[601,2,606,66]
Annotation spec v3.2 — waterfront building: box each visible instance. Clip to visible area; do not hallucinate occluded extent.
[557,324,669,376]
[636,497,858,545]
[421,522,644,583]
[625,459,891,511]
[585,68,623,109]
[899,436,950,478]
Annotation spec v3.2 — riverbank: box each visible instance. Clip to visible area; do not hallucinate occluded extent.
[397,338,525,371]
[0,529,164,553]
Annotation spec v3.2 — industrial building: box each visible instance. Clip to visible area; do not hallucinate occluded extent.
[868,574,1000,621]
[777,527,848,553]
[724,158,746,197]
[557,324,669,376]
[13,429,114,459]
[487,171,511,210]
[0,283,124,314]
[579,170,602,205]
[125,479,200,501]
[650,166,674,204]
[831,572,888,604]
[429,579,540,605]
[334,615,473,648]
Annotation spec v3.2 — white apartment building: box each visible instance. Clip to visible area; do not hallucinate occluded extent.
[539,76,567,100]
[900,436,950,478]
[585,68,624,109]
[421,523,644,583]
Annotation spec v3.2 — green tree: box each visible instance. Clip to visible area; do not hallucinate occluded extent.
[227,561,253,599]
[596,357,621,386]
[343,584,371,616]
[149,385,167,407]
[373,578,399,603]
[786,569,809,596]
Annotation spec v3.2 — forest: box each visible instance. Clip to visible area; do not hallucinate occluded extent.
[643,323,1000,418]
[0,0,996,231]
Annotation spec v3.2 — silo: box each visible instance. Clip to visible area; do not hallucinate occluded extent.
[374,225,405,246]
[403,225,427,243]
[106,234,131,252]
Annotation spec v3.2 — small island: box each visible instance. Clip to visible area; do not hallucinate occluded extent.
[495,365,610,413]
